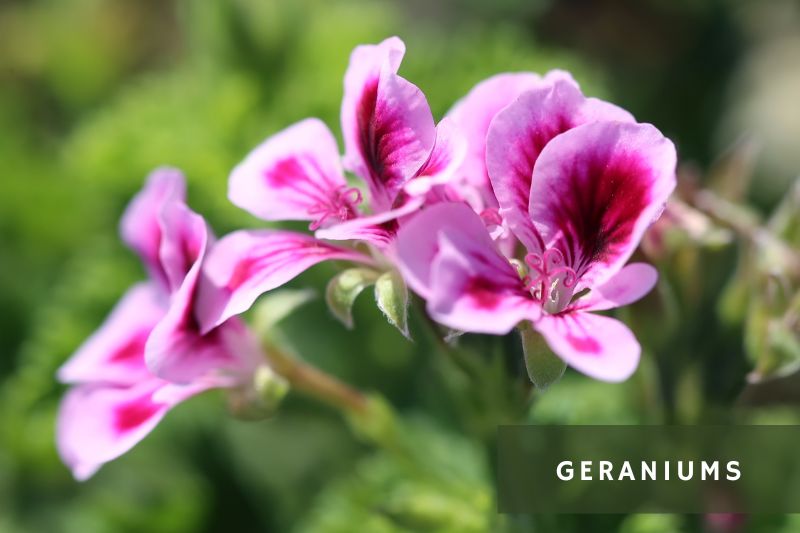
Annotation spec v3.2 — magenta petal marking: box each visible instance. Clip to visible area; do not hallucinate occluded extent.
[57,283,165,386]
[108,331,149,364]
[114,392,163,433]
[534,312,641,382]
[446,72,545,203]
[228,118,349,226]
[565,332,602,355]
[341,38,436,211]
[196,230,374,331]
[426,232,540,334]
[463,277,504,310]
[486,78,636,252]
[56,378,212,481]
[529,121,677,286]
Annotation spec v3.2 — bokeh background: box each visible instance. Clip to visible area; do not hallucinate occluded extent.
[1,0,799,531]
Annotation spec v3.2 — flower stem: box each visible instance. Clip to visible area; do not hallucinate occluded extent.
[264,343,369,415]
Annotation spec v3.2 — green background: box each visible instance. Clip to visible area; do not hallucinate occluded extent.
[1,0,799,531]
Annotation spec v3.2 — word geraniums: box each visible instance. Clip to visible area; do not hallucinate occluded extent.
[56,36,676,480]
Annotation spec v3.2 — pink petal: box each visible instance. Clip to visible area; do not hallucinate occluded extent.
[446,72,545,208]
[228,118,349,224]
[486,79,635,252]
[144,208,262,383]
[120,168,186,290]
[572,263,658,311]
[534,311,640,382]
[147,284,262,384]
[528,122,676,287]
[394,202,530,309]
[196,230,374,331]
[341,37,436,211]
[427,232,540,334]
[56,379,209,481]
[158,198,210,294]
[314,195,424,249]
[404,117,468,196]
[57,283,165,386]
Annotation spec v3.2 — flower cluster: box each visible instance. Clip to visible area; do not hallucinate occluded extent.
[56,36,676,480]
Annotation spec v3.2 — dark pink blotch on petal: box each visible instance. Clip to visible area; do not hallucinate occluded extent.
[446,72,545,206]
[486,79,636,252]
[266,158,305,188]
[465,277,504,310]
[426,232,540,334]
[57,283,165,386]
[565,332,602,355]
[228,118,348,224]
[341,38,436,211]
[108,331,149,364]
[534,312,640,382]
[529,121,677,287]
[158,201,208,294]
[114,393,163,433]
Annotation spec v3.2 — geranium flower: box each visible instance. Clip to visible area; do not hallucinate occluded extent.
[56,169,261,480]
[395,82,676,381]
[197,37,464,331]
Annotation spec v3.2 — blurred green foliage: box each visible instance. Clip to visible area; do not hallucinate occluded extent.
[1,0,799,531]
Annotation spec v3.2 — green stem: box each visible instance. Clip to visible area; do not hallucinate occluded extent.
[262,341,407,454]
[264,343,369,415]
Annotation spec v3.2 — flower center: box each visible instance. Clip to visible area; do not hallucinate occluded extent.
[307,186,363,230]
[522,248,577,314]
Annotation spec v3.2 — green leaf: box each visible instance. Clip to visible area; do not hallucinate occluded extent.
[519,322,566,389]
[374,270,410,339]
[325,267,380,329]
[297,418,493,533]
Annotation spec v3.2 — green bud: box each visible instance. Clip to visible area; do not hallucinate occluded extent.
[227,365,289,421]
[325,267,380,329]
[374,270,410,339]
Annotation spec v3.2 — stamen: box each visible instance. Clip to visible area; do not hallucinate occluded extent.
[307,186,363,230]
[523,248,578,313]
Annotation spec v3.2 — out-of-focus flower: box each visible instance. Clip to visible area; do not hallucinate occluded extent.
[56,169,262,480]
[705,512,746,533]
[396,85,676,381]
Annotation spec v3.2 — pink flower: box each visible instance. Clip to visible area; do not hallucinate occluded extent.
[395,83,676,382]
[56,169,261,480]
[196,37,464,331]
